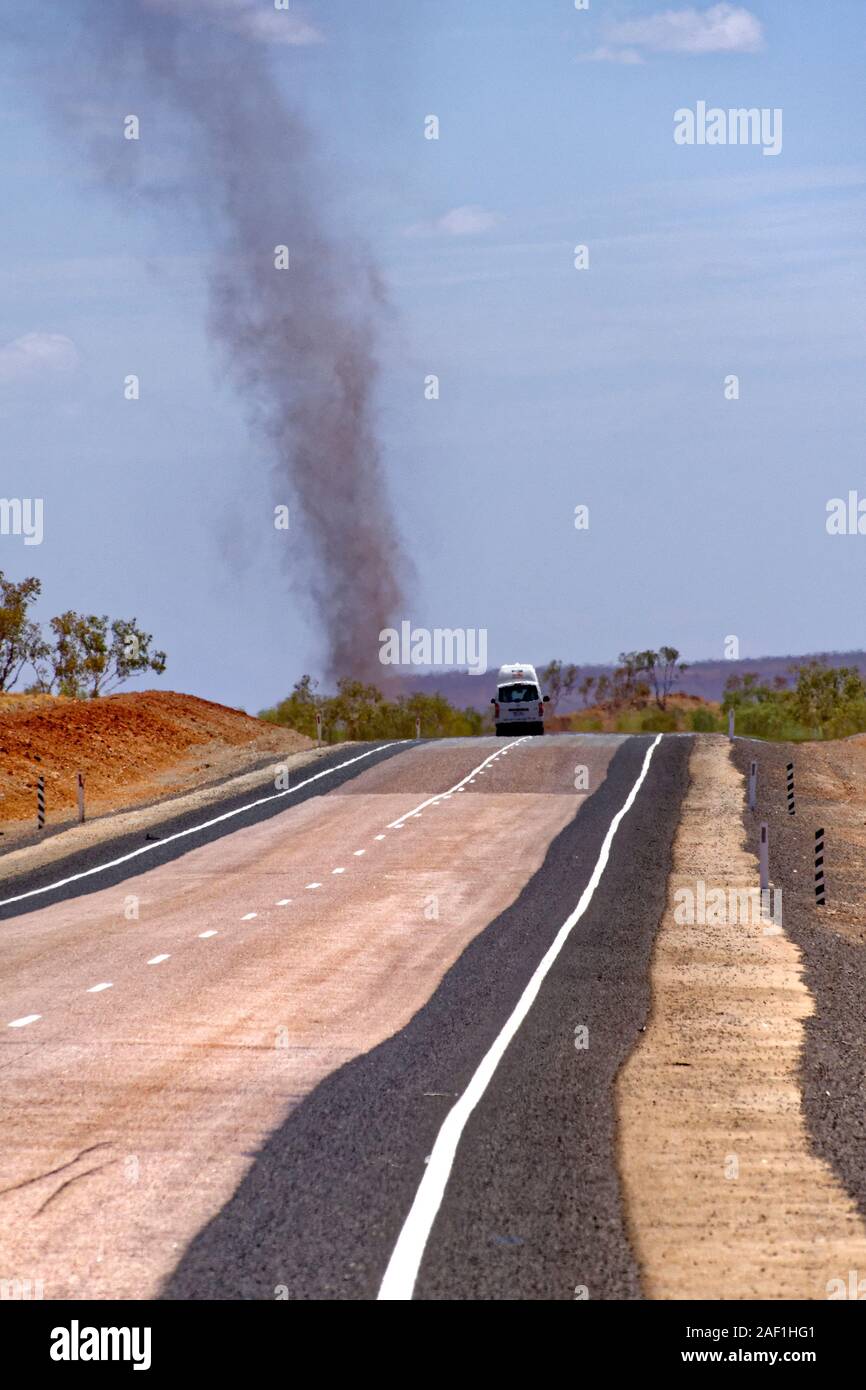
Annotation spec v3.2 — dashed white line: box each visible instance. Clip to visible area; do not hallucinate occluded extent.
[8,1014,41,1028]
[147,954,170,966]
[305,882,322,890]
[387,738,525,831]
[199,930,218,938]
[276,899,292,906]
[241,912,258,921]
[87,982,113,994]
[378,733,664,1301]
[0,743,401,910]
[353,850,365,857]
[374,834,386,841]
[332,867,346,875]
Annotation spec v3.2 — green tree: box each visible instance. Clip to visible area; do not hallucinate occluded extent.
[539,660,580,712]
[637,646,689,710]
[610,652,650,710]
[789,661,866,727]
[35,612,166,697]
[260,676,489,742]
[0,571,48,691]
[260,674,322,738]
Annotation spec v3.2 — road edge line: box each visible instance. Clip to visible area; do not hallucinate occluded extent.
[377,732,664,1301]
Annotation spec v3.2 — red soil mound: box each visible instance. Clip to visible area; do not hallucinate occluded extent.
[0,690,309,828]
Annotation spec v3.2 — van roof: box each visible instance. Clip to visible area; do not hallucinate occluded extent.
[497,663,539,685]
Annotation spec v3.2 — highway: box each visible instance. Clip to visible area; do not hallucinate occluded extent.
[0,733,690,1299]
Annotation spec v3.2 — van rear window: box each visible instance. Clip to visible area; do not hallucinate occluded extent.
[498,684,538,703]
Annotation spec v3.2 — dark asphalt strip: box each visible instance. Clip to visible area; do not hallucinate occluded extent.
[731,740,866,1229]
[0,741,411,922]
[161,733,690,1302]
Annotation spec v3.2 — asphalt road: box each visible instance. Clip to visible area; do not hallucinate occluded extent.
[0,732,690,1301]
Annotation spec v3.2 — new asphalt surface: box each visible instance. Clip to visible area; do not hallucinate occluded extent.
[161,733,691,1300]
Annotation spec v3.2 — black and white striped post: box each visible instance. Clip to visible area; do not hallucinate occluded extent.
[815,828,826,906]
[36,776,45,831]
[728,708,735,741]
[759,821,769,892]
[786,762,795,816]
[77,772,85,824]
[748,759,757,811]
[315,711,322,747]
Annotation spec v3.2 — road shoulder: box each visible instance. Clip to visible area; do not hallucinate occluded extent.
[617,734,866,1299]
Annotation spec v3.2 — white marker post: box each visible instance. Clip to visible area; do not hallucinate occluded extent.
[415,716,421,740]
[748,760,757,811]
[759,821,769,892]
[728,708,735,741]
[77,772,85,824]
[315,711,322,747]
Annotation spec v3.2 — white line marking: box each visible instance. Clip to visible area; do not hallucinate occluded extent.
[353,850,365,857]
[0,744,400,910]
[87,982,113,993]
[305,882,322,890]
[332,867,346,874]
[241,912,258,921]
[374,835,386,841]
[8,1014,41,1028]
[276,899,292,907]
[377,733,663,1301]
[388,739,525,829]
[147,954,170,965]
[199,930,218,938]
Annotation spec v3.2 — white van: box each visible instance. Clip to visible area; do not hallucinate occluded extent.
[491,663,549,736]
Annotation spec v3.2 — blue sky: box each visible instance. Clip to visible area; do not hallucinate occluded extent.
[1,1,865,709]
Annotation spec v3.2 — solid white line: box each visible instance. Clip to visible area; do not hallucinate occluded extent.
[87,982,113,993]
[8,1014,41,1028]
[0,743,400,910]
[147,954,170,965]
[377,733,664,1301]
[388,738,526,829]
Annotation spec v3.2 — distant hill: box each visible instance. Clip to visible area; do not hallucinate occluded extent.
[381,651,866,713]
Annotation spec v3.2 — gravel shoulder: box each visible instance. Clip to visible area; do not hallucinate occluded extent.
[731,735,866,1231]
[619,734,866,1299]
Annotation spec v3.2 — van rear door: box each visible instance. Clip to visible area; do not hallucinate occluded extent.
[497,682,539,722]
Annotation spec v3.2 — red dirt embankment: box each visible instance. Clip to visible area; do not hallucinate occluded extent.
[0,690,310,832]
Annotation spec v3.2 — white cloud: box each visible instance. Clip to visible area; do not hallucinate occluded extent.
[405,206,502,238]
[578,46,645,66]
[144,0,324,46]
[0,333,80,384]
[581,4,764,63]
